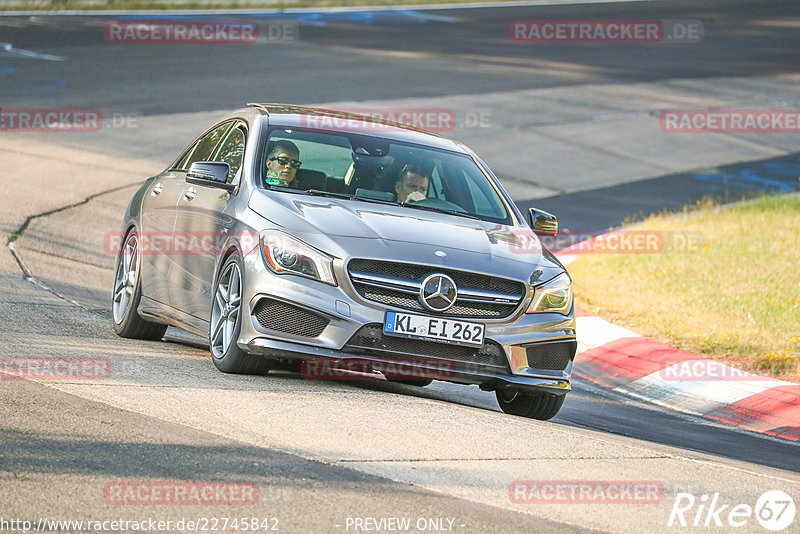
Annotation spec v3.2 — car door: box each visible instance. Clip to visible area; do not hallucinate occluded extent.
[151,121,234,311]
[172,121,247,321]
[139,171,190,305]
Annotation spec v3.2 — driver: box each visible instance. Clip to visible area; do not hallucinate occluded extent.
[265,140,302,187]
[394,164,430,203]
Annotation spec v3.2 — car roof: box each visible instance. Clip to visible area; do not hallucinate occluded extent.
[242,103,468,153]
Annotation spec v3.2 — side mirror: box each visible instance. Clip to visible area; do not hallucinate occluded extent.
[528,208,558,237]
[186,161,234,191]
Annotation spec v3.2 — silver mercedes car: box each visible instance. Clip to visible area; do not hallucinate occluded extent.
[112,104,576,420]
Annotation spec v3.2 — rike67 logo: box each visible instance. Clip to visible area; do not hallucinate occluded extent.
[669,490,795,531]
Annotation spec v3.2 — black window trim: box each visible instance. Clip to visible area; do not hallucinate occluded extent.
[210,120,249,185]
[169,120,236,172]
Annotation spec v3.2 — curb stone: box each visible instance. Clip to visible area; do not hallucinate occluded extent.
[557,256,800,442]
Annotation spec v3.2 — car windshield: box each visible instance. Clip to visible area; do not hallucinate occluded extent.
[262,127,512,224]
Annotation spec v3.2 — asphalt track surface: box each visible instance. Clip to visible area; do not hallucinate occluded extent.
[2,0,800,532]
[1,0,799,114]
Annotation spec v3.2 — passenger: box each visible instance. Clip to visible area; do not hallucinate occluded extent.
[265,140,302,187]
[394,164,430,203]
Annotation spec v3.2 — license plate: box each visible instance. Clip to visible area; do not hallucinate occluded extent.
[383,311,485,347]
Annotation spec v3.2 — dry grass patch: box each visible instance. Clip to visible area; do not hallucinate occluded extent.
[568,194,800,382]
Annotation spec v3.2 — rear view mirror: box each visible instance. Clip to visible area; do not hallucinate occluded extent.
[351,135,391,157]
[186,161,234,191]
[528,208,558,237]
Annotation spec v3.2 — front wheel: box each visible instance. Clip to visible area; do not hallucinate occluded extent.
[112,228,167,340]
[495,390,565,420]
[209,255,271,375]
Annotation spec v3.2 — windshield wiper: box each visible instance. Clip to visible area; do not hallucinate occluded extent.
[305,189,351,199]
[403,204,481,220]
[304,189,399,206]
[267,187,350,198]
[281,189,478,218]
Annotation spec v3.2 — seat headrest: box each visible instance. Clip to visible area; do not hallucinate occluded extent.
[295,168,327,190]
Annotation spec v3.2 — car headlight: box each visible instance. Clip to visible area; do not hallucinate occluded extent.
[261,230,336,286]
[526,272,572,314]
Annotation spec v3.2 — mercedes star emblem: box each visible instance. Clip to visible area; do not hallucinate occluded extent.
[419,273,458,312]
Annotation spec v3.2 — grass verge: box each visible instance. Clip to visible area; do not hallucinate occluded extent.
[567,194,800,382]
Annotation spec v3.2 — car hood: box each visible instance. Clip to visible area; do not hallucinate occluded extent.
[248,189,565,284]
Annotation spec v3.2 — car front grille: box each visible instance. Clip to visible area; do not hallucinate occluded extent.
[523,340,577,371]
[253,298,330,338]
[347,259,525,319]
[343,323,510,372]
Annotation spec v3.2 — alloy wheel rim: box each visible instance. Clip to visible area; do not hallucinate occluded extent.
[112,232,139,324]
[210,261,242,359]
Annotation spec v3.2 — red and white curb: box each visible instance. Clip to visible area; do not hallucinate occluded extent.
[571,309,800,441]
[557,253,800,441]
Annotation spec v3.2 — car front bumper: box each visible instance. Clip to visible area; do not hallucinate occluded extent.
[236,247,576,394]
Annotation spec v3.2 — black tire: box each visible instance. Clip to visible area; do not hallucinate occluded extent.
[392,378,434,387]
[209,255,271,375]
[495,390,565,420]
[112,227,167,340]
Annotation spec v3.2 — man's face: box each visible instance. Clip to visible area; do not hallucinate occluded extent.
[395,172,429,203]
[266,149,300,184]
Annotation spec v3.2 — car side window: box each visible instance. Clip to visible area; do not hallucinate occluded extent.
[213,124,246,183]
[180,122,233,170]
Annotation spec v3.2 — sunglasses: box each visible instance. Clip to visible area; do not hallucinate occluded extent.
[269,156,302,169]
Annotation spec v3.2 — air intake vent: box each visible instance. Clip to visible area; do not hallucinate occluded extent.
[523,340,576,371]
[253,298,329,337]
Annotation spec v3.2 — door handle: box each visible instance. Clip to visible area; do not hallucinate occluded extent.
[151,183,163,196]
[183,188,196,201]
